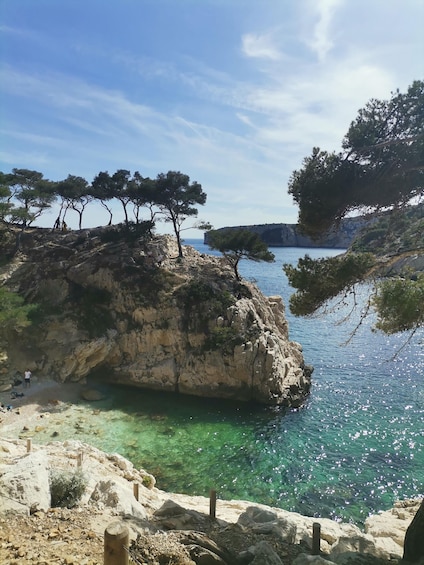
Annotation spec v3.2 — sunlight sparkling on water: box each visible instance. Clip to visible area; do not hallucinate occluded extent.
[29,242,424,525]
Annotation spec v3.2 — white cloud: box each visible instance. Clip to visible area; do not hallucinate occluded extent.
[236,113,256,128]
[242,31,282,61]
[306,0,344,61]
[1,0,422,234]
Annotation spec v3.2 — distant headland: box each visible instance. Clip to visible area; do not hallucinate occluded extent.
[204,217,369,248]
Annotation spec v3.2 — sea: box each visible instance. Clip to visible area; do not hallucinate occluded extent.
[31,240,424,525]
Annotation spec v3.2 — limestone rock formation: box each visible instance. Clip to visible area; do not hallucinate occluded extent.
[0,226,312,405]
[204,217,372,249]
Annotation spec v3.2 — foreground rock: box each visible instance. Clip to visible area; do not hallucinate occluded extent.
[0,438,420,565]
[0,226,311,406]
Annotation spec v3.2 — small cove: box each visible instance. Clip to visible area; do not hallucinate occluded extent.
[16,242,424,525]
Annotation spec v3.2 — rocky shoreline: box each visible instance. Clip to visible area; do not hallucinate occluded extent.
[0,380,420,564]
[1,378,421,564]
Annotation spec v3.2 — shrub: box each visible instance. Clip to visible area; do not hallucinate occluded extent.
[49,469,87,508]
[141,474,154,489]
[204,326,243,354]
[70,283,114,337]
[99,221,154,246]
[174,280,236,332]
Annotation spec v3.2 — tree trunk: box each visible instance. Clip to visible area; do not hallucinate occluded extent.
[403,498,424,562]
[172,217,183,258]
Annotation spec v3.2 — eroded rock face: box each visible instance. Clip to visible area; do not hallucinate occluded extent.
[0,226,312,405]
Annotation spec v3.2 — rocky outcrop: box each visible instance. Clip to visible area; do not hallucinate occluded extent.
[0,438,419,564]
[0,226,312,406]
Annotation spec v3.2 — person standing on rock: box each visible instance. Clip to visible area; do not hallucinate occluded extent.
[24,370,31,388]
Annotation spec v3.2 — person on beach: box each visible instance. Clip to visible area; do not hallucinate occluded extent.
[24,370,31,388]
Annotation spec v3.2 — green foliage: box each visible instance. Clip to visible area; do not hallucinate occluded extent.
[0,287,37,331]
[373,275,424,333]
[5,168,56,226]
[173,280,235,335]
[141,474,154,489]
[352,204,424,254]
[175,280,234,309]
[288,148,357,237]
[204,326,243,353]
[0,176,12,222]
[284,253,375,316]
[2,165,209,241]
[174,280,235,322]
[99,221,154,245]
[49,469,87,508]
[234,281,252,299]
[155,171,207,258]
[70,284,114,337]
[289,80,424,237]
[91,169,150,226]
[352,227,388,250]
[207,228,275,280]
[286,81,424,336]
[55,175,91,230]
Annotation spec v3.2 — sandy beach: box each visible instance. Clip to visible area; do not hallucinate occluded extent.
[0,377,86,438]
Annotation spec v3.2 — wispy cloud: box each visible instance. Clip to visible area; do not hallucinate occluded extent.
[1,0,422,232]
[306,0,344,61]
[241,31,282,61]
[0,24,37,39]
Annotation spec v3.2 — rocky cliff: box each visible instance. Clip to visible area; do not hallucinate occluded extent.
[0,225,312,406]
[204,217,372,248]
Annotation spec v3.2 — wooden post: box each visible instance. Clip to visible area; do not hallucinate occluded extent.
[133,482,139,501]
[26,438,32,452]
[104,522,129,565]
[209,489,216,519]
[312,522,321,555]
[77,452,83,467]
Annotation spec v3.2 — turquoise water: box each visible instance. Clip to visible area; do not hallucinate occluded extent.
[35,241,424,525]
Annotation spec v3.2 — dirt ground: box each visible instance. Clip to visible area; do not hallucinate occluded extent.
[0,379,109,564]
[0,507,106,565]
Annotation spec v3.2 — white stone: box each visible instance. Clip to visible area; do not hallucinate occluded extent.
[294,554,336,565]
[0,449,51,513]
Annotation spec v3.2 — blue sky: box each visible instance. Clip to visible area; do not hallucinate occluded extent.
[1,0,423,235]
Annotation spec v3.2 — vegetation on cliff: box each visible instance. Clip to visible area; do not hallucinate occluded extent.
[0,168,207,259]
[0,224,310,406]
[207,228,275,280]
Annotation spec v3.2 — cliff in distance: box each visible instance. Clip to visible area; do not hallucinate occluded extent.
[0,225,312,406]
[204,217,370,248]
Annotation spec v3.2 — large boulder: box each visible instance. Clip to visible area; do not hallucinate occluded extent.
[0,449,51,513]
[89,479,147,519]
[238,505,297,543]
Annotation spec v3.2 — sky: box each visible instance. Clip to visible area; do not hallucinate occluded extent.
[1,0,423,235]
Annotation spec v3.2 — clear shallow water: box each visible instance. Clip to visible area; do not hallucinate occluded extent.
[33,241,424,525]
